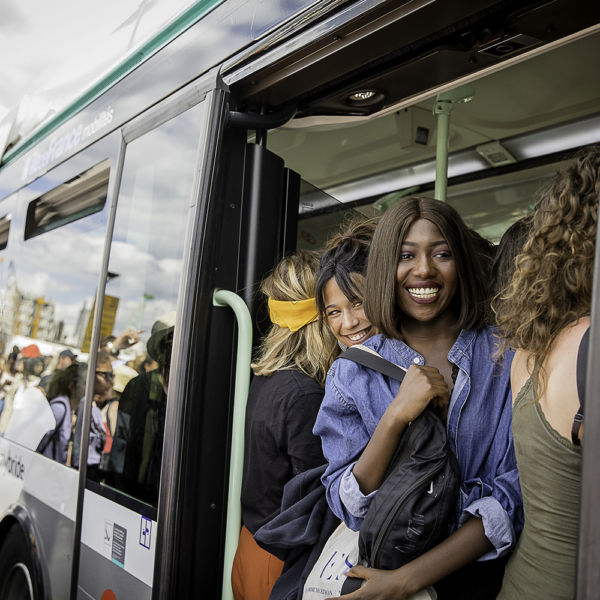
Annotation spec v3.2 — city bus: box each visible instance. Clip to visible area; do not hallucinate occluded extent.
[0,0,599,598]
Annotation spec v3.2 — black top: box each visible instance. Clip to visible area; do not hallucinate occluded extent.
[241,369,325,534]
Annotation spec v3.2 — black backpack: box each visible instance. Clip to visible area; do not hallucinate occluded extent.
[339,346,460,571]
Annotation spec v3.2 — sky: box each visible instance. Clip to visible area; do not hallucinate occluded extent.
[0,0,195,124]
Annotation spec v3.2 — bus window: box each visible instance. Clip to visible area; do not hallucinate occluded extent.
[0,160,110,464]
[87,104,204,511]
[24,162,108,240]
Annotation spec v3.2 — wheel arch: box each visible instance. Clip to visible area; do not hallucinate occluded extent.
[0,505,50,600]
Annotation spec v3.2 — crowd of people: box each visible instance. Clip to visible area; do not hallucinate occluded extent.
[233,147,598,600]
[0,315,173,506]
[0,146,595,599]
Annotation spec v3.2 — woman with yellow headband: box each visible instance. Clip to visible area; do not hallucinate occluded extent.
[232,251,337,600]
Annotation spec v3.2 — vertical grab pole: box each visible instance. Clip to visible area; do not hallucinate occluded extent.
[432,84,474,202]
[433,105,451,202]
[213,289,253,600]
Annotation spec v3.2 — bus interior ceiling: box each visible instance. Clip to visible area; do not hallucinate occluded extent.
[228,0,600,248]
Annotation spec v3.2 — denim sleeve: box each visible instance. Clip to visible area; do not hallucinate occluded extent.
[460,386,523,559]
[339,463,378,518]
[313,367,371,531]
[459,496,515,560]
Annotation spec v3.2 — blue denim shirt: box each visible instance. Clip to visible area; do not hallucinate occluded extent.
[313,328,523,560]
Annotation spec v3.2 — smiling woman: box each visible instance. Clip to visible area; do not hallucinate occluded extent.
[315,218,377,350]
[314,197,521,600]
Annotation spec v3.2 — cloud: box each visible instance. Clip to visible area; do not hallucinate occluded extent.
[0,0,27,33]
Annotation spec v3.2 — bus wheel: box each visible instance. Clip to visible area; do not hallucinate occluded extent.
[0,525,37,600]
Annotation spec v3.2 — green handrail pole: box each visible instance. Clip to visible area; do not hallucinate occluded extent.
[433,107,451,201]
[213,289,253,600]
[432,84,475,202]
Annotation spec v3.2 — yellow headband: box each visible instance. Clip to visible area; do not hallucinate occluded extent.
[268,297,318,332]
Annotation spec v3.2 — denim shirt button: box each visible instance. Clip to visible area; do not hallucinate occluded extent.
[413,357,421,364]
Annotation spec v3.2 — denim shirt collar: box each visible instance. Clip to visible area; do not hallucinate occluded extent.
[364,330,479,453]
[368,329,476,372]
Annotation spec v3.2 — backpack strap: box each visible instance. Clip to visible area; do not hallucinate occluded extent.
[572,326,590,446]
[338,345,407,383]
[37,398,69,454]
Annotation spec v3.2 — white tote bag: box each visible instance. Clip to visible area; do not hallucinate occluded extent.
[303,521,360,599]
[303,521,437,599]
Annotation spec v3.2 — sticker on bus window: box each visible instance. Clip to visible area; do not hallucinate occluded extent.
[139,516,151,549]
[111,523,127,568]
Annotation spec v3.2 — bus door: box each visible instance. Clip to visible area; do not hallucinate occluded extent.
[71,69,301,600]
[71,76,222,600]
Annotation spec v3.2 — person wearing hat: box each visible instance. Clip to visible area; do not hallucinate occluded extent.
[38,348,78,394]
[104,312,175,504]
[231,251,338,600]
[21,344,41,359]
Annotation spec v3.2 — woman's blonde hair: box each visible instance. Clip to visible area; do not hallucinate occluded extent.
[494,147,599,376]
[252,251,337,386]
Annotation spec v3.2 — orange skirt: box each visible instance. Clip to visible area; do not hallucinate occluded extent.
[232,525,284,600]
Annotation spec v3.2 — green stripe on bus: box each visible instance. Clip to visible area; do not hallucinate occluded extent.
[1,0,224,168]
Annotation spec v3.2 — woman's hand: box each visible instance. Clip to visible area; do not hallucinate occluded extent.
[385,365,449,428]
[332,565,417,600]
[353,365,449,495]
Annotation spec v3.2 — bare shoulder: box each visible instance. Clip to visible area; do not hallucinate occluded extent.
[553,316,590,350]
[511,349,532,403]
[541,317,590,438]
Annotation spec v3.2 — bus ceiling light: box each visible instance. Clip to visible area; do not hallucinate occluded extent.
[346,89,385,106]
[506,115,600,160]
[312,115,600,210]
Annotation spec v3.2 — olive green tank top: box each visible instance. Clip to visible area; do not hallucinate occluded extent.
[498,377,581,600]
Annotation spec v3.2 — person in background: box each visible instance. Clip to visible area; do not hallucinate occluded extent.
[99,362,138,470]
[316,218,377,352]
[105,313,174,502]
[494,148,599,599]
[37,363,81,464]
[490,216,532,297]
[39,348,77,394]
[232,251,338,600]
[101,328,143,360]
[314,197,522,600]
[0,352,24,434]
[72,351,113,476]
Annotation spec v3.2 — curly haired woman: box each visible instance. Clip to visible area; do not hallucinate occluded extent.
[494,148,599,599]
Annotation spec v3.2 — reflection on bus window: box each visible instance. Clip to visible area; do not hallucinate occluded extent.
[0,160,110,464]
[0,215,10,251]
[24,161,109,240]
[85,105,203,508]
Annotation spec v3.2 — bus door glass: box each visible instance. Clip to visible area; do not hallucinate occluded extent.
[0,155,113,599]
[76,102,205,600]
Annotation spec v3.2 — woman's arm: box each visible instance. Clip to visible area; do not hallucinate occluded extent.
[353,365,448,494]
[337,518,491,600]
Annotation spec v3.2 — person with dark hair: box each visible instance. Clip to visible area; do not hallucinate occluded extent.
[315,218,377,352]
[314,197,522,599]
[37,363,81,463]
[491,216,532,297]
[494,148,599,599]
[105,313,175,499]
[72,351,113,475]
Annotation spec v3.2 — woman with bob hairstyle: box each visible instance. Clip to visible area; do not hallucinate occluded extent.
[313,197,522,599]
[315,217,377,352]
[232,250,337,600]
[494,148,598,599]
